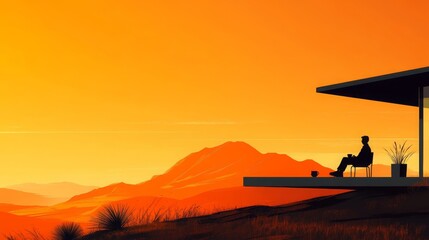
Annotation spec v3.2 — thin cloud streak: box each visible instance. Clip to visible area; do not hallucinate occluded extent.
[0,130,181,134]
[125,121,239,126]
[125,120,269,126]
[174,121,238,125]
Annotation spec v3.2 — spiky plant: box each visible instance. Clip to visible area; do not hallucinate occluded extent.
[384,141,414,164]
[53,222,83,240]
[93,204,132,231]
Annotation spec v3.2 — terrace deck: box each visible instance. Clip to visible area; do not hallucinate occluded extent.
[243,177,428,189]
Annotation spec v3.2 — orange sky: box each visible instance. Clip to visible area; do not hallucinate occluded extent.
[1,1,428,186]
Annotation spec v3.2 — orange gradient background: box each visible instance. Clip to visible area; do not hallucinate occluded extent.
[0,1,428,186]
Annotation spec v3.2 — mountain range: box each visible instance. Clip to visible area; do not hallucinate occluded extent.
[9,142,343,225]
[6,141,403,236]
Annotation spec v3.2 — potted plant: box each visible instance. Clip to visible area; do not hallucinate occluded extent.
[385,141,414,178]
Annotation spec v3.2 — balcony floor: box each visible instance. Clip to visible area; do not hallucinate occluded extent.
[243,177,429,189]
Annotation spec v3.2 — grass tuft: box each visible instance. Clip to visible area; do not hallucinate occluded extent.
[384,141,414,164]
[53,222,83,240]
[93,204,132,231]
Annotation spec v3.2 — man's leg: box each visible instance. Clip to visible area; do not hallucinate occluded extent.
[337,157,354,172]
[330,157,356,177]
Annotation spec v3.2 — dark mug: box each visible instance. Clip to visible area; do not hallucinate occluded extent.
[311,171,319,177]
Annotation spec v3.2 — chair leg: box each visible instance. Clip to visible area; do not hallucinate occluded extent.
[370,164,373,177]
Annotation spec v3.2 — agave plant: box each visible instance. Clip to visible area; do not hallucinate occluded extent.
[53,222,83,240]
[93,204,132,231]
[384,141,414,164]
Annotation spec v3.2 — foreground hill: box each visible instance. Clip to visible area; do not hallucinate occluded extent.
[0,212,60,238]
[115,186,347,216]
[81,187,429,239]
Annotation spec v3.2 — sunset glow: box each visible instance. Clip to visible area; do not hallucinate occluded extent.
[1,1,428,186]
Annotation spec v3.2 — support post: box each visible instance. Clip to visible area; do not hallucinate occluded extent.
[419,86,424,178]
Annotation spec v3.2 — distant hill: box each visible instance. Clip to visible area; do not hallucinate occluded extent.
[0,203,38,212]
[0,188,59,206]
[7,182,98,203]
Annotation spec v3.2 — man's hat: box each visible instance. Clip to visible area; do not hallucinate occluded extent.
[361,135,369,141]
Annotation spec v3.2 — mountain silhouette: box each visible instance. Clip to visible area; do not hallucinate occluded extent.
[70,141,333,201]
[11,141,340,228]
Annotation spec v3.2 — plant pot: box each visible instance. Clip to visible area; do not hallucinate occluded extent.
[391,164,407,177]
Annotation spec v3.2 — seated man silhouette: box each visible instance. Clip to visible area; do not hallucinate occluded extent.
[330,135,371,177]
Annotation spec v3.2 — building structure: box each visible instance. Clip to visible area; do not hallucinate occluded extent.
[244,67,429,188]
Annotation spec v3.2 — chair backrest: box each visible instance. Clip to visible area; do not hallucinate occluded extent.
[354,152,373,167]
[368,152,374,164]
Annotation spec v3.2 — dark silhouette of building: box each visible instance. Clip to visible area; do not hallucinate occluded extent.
[244,66,429,188]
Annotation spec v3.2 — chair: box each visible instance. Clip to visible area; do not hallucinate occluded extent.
[350,152,373,177]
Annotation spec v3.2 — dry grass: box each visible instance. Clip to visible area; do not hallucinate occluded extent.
[4,228,48,240]
[244,216,425,240]
[79,214,427,240]
[132,204,207,225]
[3,203,217,240]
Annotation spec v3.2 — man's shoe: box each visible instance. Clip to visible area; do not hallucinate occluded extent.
[329,171,343,177]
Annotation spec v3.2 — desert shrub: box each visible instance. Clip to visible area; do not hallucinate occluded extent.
[53,222,83,240]
[93,204,132,231]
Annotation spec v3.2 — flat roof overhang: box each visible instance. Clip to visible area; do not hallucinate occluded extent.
[317,66,429,106]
